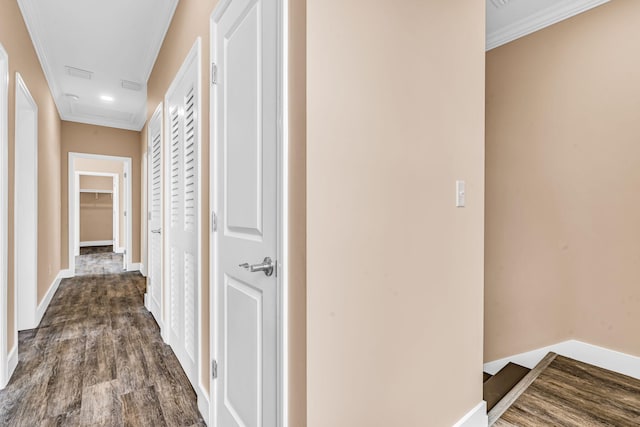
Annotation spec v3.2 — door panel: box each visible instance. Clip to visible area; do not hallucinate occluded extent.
[165,41,201,388]
[148,105,163,326]
[212,0,278,425]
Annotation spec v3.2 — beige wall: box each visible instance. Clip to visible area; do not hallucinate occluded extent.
[75,158,125,252]
[79,175,114,243]
[79,175,112,191]
[0,2,62,351]
[79,193,113,242]
[61,121,141,266]
[288,0,306,424]
[307,1,485,426]
[485,1,640,361]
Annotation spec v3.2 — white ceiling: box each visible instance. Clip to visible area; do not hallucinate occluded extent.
[18,0,178,131]
[486,0,610,50]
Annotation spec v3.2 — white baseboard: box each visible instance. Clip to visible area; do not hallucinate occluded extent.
[59,269,74,279]
[484,340,640,380]
[197,384,210,425]
[127,263,141,272]
[140,263,147,277]
[453,401,488,427]
[0,344,18,390]
[80,240,113,247]
[114,246,125,254]
[35,271,66,325]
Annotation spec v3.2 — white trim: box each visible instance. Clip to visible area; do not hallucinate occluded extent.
[0,42,9,390]
[3,344,18,389]
[35,270,65,325]
[452,402,488,427]
[197,386,210,423]
[80,240,114,247]
[79,189,112,194]
[163,38,202,394]
[14,72,38,332]
[114,246,125,254]
[58,269,74,279]
[140,263,147,277]
[486,0,611,50]
[484,340,640,380]
[279,0,289,424]
[68,153,132,275]
[127,263,141,272]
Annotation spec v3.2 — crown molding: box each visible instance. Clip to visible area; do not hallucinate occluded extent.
[486,0,611,51]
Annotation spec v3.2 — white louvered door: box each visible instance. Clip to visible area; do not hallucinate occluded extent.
[165,41,201,388]
[147,104,163,327]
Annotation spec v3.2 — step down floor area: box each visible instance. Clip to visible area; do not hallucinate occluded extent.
[483,363,531,412]
[494,353,640,426]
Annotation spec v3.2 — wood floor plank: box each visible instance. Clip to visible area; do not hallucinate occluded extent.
[499,354,640,426]
[121,385,167,427]
[0,249,205,426]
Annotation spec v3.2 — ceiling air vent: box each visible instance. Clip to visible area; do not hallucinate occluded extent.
[121,79,143,91]
[490,0,512,9]
[65,66,93,80]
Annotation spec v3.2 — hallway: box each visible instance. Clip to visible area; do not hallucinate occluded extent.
[0,251,204,426]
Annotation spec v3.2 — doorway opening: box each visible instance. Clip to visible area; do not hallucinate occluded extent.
[68,153,132,275]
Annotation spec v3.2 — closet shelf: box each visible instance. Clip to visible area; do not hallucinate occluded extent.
[80,189,112,194]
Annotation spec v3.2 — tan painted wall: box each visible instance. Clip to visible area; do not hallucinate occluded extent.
[61,121,141,266]
[288,0,306,424]
[75,158,125,252]
[307,1,485,426]
[79,193,113,242]
[0,2,62,351]
[485,0,640,362]
[79,175,112,191]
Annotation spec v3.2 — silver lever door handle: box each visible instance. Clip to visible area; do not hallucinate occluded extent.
[239,257,274,277]
[151,228,161,234]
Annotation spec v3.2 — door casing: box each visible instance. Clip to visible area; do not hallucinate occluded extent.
[15,72,38,333]
[0,43,11,389]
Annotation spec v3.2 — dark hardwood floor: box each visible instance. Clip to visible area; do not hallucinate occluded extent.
[496,354,640,426]
[0,249,205,426]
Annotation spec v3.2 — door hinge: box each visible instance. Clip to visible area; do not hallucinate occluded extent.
[211,211,217,232]
[124,210,127,217]
[124,172,127,179]
[212,360,218,379]
[148,211,151,221]
[211,62,218,85]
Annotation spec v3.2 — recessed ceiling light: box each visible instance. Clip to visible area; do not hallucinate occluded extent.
[100,95,114,102]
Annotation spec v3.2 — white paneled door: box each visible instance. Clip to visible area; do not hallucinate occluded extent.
[147,104,163,327]
[212,0,279,425]
[165,40,201,388]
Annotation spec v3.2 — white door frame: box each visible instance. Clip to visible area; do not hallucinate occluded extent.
[209,0,289,425]
[68,152,132,274]
[145,102,163,328]
[75,171,119,248]
[14,72,38,333]
[163,39,203,401]
[0,43,12,389]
